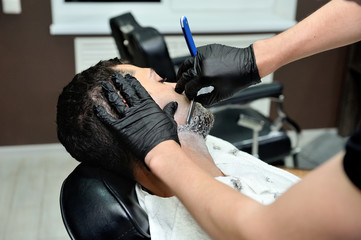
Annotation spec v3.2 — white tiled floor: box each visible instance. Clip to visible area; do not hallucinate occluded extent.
[0,144,78,240]
[0,129,337,240]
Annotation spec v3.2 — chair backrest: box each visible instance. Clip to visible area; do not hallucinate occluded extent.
[60,163,150,240]
[110,12,177,81]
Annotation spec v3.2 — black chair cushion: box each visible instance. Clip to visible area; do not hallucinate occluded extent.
[110,12,177,81]
[60,163,150,240]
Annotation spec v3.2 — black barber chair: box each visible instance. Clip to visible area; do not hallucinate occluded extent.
[60,163,150,240]
[110,12,186,82]
[109,12,301,165]
[209,82,301,164]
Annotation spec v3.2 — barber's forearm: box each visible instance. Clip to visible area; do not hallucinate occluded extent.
[145,141,265,240]
[253,0,361,78]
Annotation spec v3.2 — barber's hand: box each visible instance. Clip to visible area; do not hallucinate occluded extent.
[175,44,261,106]
[94,73,179,160]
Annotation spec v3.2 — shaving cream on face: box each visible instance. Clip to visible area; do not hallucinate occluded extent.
[177,102,214,139]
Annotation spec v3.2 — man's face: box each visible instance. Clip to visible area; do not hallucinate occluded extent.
[113,64,190,125]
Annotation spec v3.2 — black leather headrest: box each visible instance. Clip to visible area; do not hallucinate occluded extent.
[110,12,177,81]
[60,163,150,240]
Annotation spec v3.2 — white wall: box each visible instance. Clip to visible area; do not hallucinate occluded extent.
[50,0,297,35]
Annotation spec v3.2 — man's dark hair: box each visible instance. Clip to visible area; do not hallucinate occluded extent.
[56,57,139,179]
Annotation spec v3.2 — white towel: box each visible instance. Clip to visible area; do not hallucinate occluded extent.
[135,135,300,240]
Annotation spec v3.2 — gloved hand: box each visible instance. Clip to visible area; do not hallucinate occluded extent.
[94,73,179,160]
[175,44,261,106]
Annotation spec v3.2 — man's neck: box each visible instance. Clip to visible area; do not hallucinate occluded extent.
[179,132,224,178]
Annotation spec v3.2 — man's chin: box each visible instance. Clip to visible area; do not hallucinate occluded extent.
[177,102,214,139]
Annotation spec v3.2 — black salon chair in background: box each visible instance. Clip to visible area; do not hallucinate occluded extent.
[109,12,301,165]
[110,12,187,82]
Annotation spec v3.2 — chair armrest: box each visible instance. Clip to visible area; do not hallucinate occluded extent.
[211,82,283,107]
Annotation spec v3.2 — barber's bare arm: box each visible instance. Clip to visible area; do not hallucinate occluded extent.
[97,73,361,239]
[145,141,265,240]
[146,143,361,240]
[176,0,361,106]
[254,0,361,78]
[167,3,361,237]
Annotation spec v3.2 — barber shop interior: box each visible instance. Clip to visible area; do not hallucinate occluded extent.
[1,0,361,239]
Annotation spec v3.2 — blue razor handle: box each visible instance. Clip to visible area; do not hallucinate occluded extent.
[180,16,198,124]
[180,16,197,57]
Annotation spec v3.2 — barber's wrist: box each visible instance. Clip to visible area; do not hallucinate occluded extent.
[145,140,182,168]
[253,39,281,78]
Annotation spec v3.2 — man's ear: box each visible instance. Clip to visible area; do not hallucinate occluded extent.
[133,164,151,185]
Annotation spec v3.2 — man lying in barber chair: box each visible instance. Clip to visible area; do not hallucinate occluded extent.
[57,57,299,239]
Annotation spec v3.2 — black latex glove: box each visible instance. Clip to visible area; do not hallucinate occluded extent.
[175,44,261,107]
[94,73,179,160]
